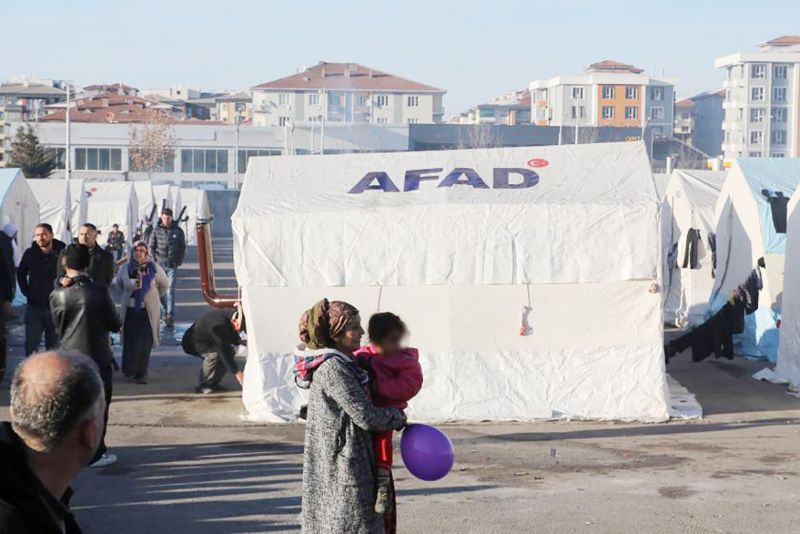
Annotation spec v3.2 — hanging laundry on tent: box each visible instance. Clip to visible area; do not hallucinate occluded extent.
[761,189,790,233]
[682,228,701,269]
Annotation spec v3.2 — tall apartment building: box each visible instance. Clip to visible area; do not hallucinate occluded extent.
[673,90,725,157]
[251,61,445,126]
[716,35,800,159]
[529,60,675,138]
[0,79,66,166]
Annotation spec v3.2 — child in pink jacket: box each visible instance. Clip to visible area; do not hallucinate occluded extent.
[354,312,423,515]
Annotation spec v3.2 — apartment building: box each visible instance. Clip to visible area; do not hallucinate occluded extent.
[0,79,66,166]
[216,92,253,124]
[529,60,675,138]
[673,90,724,157]
[457,89,532,125]
[716,35,800,159]
[251,61,445,126]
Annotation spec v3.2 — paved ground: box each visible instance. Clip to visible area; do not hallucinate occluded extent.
[2,238,800,533]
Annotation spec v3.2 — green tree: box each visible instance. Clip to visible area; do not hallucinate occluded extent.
[8,125,57,178]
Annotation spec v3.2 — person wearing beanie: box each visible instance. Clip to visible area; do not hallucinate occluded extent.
[50,244,122,469]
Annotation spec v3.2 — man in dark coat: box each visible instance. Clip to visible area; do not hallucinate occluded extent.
[148,208,186,327]
[50,244,122,469]
[0,229,14,382]
[105,224,126,262]
[183,307,245,394]
[17,224,66,355]
[57,224,115,288]
[0,351,105,534]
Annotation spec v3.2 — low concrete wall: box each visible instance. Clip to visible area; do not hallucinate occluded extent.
[207,190,240,237]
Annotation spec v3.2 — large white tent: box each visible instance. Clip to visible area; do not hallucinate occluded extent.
[28,179,71,244]
[84,181,138,245]
[710,158,800,361]
[179,188,210,246]
[133,181,157,228]
[233,142,670,423]
[776,188,800,385]
[169,185,182,216]
[661,170,727,327]
[67,179,88,238]
[0,169,39,247]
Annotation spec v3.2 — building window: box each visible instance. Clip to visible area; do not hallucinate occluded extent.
[73,148,122,171]
[751,87,765,101]
[571,87,584,99]
[407,96,419,107]
[650,107,664,120]
[773,87,787,102]
[772,130,786,145]
[237,149,280,173]
[774,64,788,79]
[624,86,638,99]
[773,108,787,122]
[180,149,229,173]
[770,152,786,158]
[407,118,418,124]
[751,64,767,79]
[278,93,291,105]
[650,87,664,101]
[356,95,367,106]
[571,106,585,119]
[308,93,319,105]
[278,116,290,126]
[750,131,763,145]
[749,152,762,157]
[601,106,615,119]
[129,150,175,173]
[51,147,66,169]
[625,106,638,119]
[601,86,615,99]
[750,108,765,123]
[234,102,247,112]
[375,95,389,106]
[376,117,389,124]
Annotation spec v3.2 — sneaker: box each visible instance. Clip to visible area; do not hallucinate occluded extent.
[374,473,393,514]
[164,316,174,328]
[209,383,229,392]
[195,385,214,394]
[131,376,148,385]
[90,453,118,468]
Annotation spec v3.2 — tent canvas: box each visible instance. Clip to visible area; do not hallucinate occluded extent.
[776,189,800,385]
[169,185,182,216]
[233,142,669,423]
[0,169,39,250]
[179,188,210,246]
[84,181,138,246]
[661,170,727,327]
[153,184,173,215]
[67,179,87,238]
[711,158,800,361]
[27,179,71,244]
[133,181,157,227]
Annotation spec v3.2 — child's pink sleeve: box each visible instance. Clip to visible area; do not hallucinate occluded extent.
[374,350,423,403]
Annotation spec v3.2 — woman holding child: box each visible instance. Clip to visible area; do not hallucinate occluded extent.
[294,299,410,534]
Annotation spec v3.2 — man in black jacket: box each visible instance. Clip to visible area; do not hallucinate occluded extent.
[105,224,126,262]
[148,208,186,327]
[57,223,115,288]
[50,244,122,469]
[17,224,66,356]
[0,351,105,533]
[0,229,14,382]
[184,307,245,394]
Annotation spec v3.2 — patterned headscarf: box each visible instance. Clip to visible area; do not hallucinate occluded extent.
[299,299,359,349]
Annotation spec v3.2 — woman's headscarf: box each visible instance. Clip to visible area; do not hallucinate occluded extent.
[298,298,359,349]
[128,240,156,310]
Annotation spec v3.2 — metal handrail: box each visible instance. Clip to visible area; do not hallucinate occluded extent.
[195,218,238,308]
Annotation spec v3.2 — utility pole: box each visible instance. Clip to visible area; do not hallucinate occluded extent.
[233,122,240,189]
[65,82,71,181]
[320,89,326,155]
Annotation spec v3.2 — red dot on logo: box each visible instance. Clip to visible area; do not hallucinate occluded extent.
[527,158,549,168]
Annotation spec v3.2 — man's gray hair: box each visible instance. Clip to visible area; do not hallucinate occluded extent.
[11,351,103,453]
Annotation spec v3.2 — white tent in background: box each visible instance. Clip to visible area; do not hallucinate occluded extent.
[67,179,87,238]
[653,173,670,200]
[776,189,800,386]
[711,158,800,361]
[0,169,38,247]
[661,170,727,327]
[133,181,157,227]
[179,188,210,246]
[233,142,670,423]
[153,184,173,215]
[84,182,138,245]
[27,179,71,244]
[169,185,182,215]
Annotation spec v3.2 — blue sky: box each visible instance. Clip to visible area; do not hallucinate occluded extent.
[5,0,800,115]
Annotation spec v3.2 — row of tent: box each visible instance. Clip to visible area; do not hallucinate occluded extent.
[658,159,800,382]
[233,142,800,424]
[0,168,210,249]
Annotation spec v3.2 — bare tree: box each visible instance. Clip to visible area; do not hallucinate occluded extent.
[129,108,177,179]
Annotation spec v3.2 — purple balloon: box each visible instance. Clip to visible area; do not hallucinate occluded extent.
[400,423,455,481]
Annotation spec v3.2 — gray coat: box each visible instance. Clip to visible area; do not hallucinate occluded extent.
[301,356,404,534]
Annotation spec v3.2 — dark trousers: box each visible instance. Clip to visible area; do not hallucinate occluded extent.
[0,303,6,374]
[24,305,57,356]
[198,352,233,387]
[92,363,113,463]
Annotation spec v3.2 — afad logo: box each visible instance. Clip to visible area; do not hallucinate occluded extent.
[348,158,549,194]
